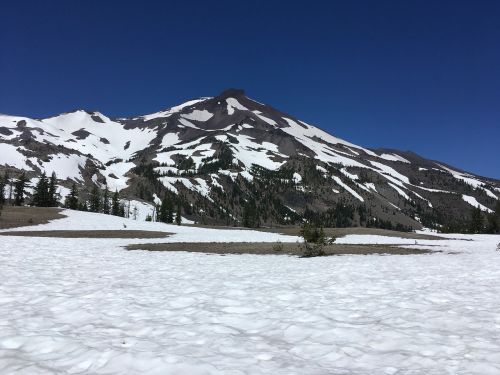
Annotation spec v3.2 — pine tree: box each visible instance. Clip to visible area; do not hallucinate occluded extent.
[65,183,79,210]
[111,190,120,216]
[89,185,101,212]
[48,172,58,206]
[486,201,500,234]
[13,172,27,206]
[102,185,110,214]
[32,172,49,207]
[119,203,126,217]
[469,206,483,234]
[175,202,182,225]
[166,199,173,223]
[160,195,174,223]
[0,172,6,206]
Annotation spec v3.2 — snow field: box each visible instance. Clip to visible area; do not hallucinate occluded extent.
[1,210,500,374]
[0,232,499,374]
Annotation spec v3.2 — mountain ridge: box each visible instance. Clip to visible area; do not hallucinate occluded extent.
[1,89,498,229]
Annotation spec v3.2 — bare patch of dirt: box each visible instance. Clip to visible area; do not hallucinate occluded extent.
[0,230,172,239]
[0,206,66,229]
[126,242,432,256]
[256,226,444,240]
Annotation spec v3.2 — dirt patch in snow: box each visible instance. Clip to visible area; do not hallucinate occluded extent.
[0,230,172,239]
[0,206,66,230]
[126,242,432,255]
[257,226,444,240]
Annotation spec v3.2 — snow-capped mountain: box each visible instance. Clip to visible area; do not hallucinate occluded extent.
[1,89,499,228]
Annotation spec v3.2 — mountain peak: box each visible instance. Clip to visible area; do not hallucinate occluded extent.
[216,88,246,100]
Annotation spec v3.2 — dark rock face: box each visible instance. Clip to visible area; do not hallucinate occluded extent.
[0,127,13,136]
[72,129,91,140]
[1,89,498,229]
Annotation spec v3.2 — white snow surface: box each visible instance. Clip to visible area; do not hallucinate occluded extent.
[332,176,364,202]
[379,153,411,163]
[0,143,33,171]
[462,194,494,213]
[139,98,210,121]
[226,98,248,115]
[1,212,500,374]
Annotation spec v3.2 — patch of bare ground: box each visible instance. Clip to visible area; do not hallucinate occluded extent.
[0,206,66,229]
[256,226,444,240]
[126,242,432,256]
[0,230,172,239]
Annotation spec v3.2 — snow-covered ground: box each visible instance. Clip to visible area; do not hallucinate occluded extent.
[1,211,500,374]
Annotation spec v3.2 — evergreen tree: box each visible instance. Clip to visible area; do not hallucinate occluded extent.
[486,201,500,234]
[32,172,49,207]
[89,185,101,212]
[0,172,4,217]
[13,172,27,206]
[78,200,88,211]
[469,206,483,234]
[119,203,126,217]
[242,199,258,228]
[102,185,110,214]
[175,202,182,225]
[48,172,58,206]
[111,190,120,216]
[160,195,174,223]
[0,172,6,206]
[65,183,79,210]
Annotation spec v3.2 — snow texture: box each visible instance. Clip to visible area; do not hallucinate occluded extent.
[1,213,500,374]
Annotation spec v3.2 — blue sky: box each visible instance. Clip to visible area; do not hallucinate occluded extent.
[1,0,499,178]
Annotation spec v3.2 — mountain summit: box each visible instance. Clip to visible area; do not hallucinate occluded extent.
[1,90,499,229]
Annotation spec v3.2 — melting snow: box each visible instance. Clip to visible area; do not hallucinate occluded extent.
[332,176,364,202]
[226,98,248,115]
[182,109,213,122]
[379,153,411,163]
[462,194,494,213]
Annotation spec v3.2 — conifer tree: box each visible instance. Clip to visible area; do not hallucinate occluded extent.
[469,206,483,234]
[102,185,110,214]
[48,172,58,206]
[119,203,126,217]
[13,172,27,206]
[175,202,182,225]
[167,199,173,223]
[32,172,49,207]
[65,183,79,210]
[486,201,500,234]
[0,172,6,206]
[89,185,101,212]
[79,200,88,211]
[160,195,174,223]
[111,190,120,216]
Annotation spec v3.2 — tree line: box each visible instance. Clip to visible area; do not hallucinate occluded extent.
[440,203,500,234]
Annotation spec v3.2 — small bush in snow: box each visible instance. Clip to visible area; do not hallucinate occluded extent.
[299,222,328,257]
[272,241,284,252]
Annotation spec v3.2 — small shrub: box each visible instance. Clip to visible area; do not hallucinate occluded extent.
[272,241,284,252]
[299,222,329,257]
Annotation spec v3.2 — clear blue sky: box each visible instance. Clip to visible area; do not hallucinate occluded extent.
[1,0,499,178]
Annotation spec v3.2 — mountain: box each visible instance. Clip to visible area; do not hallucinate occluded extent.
[1,89,499,229]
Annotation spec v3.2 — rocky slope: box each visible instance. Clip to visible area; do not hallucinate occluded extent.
[1,89,499,228]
